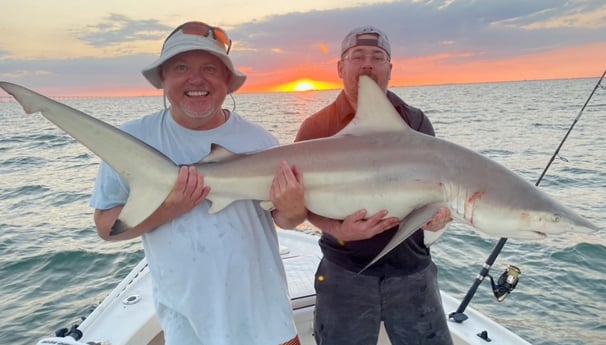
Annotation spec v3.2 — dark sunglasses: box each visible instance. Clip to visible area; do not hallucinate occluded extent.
[163,21,232,54]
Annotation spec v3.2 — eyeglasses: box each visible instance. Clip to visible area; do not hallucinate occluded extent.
[163,21,232,54]
[342,51,389,65]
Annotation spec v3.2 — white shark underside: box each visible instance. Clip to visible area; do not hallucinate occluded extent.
[0,76,598,269]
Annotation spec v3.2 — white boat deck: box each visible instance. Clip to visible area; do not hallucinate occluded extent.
[37,230,532,345]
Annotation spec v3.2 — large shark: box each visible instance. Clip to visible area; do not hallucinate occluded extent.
[0,76,598,268]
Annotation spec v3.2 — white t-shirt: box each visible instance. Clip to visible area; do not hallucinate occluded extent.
[90,109,296,345]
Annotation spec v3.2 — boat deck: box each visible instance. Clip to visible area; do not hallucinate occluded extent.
[36,230,532,345]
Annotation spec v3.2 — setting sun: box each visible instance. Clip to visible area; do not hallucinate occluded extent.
[295,80,315,92]
[270,78,340,93]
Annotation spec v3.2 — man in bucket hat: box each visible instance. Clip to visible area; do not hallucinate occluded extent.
[91,21,305,345]
[295,25,454,345]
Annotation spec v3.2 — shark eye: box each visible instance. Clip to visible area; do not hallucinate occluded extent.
[552,214,561,223]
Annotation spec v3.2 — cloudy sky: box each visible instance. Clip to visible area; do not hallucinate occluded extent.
[1,0,605,96]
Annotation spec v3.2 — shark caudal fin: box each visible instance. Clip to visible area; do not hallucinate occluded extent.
[0,81,179,235]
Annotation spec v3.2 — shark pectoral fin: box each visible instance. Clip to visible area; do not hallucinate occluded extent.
[358,203,444,273]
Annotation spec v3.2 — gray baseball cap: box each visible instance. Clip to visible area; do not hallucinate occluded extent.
[341,25,391,57]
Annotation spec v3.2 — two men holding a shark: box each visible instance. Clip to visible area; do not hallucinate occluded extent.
[2,18,598,345]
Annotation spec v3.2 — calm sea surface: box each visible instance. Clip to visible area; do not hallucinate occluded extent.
[1,78,605,345]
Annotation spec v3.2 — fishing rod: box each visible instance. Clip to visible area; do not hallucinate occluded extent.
[449,69,606,323]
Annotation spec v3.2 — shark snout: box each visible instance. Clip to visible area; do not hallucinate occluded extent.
[540,211,598,235]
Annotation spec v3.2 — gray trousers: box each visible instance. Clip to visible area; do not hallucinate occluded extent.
[313,258,454,345]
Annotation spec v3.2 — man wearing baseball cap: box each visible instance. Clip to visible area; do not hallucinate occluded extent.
[295,26,454,344]
[91,21,305,345]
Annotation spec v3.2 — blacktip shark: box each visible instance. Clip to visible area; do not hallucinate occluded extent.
[0,76,598,271]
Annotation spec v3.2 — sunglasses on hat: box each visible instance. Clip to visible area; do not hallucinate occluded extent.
[163,21,232,54]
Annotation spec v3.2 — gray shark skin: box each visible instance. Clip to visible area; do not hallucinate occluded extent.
[1,77,598,268]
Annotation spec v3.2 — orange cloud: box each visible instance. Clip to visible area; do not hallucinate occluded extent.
[238,42,605,94]
[36,42,604,97]
[319,43,330,54]
[389,42,606,87]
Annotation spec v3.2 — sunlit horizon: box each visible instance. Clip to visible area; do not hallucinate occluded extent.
[1,74,601,100]
[268,78,342,93]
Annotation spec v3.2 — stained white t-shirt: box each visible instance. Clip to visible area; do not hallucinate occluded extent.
[90,109,296,345]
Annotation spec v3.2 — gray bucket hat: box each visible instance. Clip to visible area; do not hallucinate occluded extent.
[142,22,246,93]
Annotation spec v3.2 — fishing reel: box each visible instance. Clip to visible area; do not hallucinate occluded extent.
[489,265,521,302]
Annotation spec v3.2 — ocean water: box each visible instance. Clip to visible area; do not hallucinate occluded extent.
[1,78,605,345]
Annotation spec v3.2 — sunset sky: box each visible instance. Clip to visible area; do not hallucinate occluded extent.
[1,0,605,97]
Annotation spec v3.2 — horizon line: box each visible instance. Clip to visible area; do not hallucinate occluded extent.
[0,75,598,101]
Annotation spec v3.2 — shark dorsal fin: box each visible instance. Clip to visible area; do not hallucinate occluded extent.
[199,143,240,163]
[336,75,411,136]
